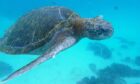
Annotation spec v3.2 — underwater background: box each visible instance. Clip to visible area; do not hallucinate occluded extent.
[0,0,140,84]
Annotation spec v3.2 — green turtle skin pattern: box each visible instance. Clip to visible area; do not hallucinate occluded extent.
[0,6,79,54]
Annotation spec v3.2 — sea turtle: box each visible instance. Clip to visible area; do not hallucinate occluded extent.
[0,6,113,82]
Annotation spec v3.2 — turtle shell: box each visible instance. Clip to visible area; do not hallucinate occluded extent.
[0,6,79,54]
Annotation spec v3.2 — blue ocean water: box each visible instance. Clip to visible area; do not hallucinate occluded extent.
[0,0,140,84]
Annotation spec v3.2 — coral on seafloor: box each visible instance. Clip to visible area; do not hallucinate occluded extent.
[88,63,96,72]
[134,56,140,66]
[98,63,140,78]
[77,77,96,84]
[77,63,140,84]
[122,56,140,67]
[0,61,13,78]
[115,37,136,50]
[115,37,135,46]
[87,42,112,59]
[121,57,132,63]
[77,75,126,84]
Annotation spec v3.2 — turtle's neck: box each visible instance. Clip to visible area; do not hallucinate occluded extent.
[81,18,96,38]
[71,18,85,38]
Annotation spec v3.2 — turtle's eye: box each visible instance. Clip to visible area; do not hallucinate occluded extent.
[96,29,103,35]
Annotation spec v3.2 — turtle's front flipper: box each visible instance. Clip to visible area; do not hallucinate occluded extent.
[1,34,77,82]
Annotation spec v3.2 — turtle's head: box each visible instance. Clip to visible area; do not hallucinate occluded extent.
[83,16,113,40]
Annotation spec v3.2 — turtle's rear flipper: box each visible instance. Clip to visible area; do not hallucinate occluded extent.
[1,35,76,82]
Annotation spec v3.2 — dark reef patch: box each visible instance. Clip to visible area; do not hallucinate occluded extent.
[77,74,126,84]
[115,37,135,45]
[121,57,132,63]
[98,63,140,78]
[89,63,96,72]
[115,37,136,49]
[87,42,112,59]
[0,61,13,78]
[77,63,140,84]
[134,56,140,66]
[77,77,96,84]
